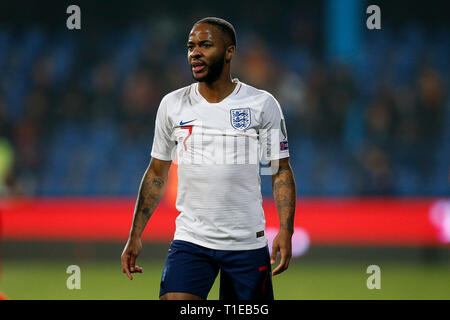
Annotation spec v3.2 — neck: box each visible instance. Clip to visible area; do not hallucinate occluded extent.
[198,72,237,103]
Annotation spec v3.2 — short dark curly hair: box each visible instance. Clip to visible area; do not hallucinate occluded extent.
[194,17,237,48]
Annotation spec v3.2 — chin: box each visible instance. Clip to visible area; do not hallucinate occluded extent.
[193,73,209,82]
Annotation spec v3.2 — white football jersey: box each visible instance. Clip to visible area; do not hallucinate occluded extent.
[151,79,289,250]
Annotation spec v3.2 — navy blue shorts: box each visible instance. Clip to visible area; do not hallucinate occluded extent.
[159,240,274,300]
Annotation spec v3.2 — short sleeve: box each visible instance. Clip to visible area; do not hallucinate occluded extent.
[150,97,176,161]
[260,94,290,161]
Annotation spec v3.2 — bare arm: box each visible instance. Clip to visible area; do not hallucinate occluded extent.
[270,157,296,276]
[121,157,172,279]
[129,158,171,238]
[272,157,296,234]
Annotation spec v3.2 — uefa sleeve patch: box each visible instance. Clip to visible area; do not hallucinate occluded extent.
[280,140,289,151]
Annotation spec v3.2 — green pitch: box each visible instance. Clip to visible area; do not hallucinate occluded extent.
[1,259,449,300]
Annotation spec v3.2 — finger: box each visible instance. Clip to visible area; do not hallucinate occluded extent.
[270,244,278,265]
[285,252,292,270]
[129,254,137,273]
[123,266,133,279]
[282,248,292,267]
[272,262,285,276]
[272,250,288,276]
[122,255,133,280]
[134,266,143,273]
[272,262,286,276]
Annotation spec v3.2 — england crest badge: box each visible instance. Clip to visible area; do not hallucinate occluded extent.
[230,108,251,130]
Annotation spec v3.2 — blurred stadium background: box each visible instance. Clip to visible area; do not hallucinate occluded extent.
[0,0,449,299]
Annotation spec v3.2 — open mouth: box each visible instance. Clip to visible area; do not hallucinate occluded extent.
[191,61,206,73]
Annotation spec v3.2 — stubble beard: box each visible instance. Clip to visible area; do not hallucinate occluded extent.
[193,55,225,83]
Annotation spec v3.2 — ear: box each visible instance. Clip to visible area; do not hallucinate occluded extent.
[225,45,235,63]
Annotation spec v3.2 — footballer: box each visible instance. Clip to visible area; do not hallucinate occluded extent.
[121,17,296,300]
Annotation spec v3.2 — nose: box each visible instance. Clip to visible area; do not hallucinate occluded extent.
[189,46,202,59]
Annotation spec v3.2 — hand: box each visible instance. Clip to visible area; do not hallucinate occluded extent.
[121,237,143,280]
[270,229,292,276]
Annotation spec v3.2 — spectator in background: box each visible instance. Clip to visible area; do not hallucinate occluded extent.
[323,64,355,142]
[0,99,15,196]
[296,62,355,143]
[416,64,445,148]
[355,144,394,195]
[365,97,394,148]
[121,69,161,142]
[57,87,88,124]
[10,86,53,196]
[239,36,275,88]
[276,69,305,131]
[90,61,119,121]
[0,138,14,196]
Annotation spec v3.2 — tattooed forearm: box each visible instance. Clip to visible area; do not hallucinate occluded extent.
[130,171,167,238]
[272,160,296,234]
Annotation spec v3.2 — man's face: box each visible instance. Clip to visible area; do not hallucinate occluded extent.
[187,23,228,83]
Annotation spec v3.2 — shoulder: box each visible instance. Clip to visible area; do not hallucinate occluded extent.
[241,82,284,122]
[241,82,280,107]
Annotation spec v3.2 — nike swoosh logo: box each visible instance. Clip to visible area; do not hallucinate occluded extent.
[179,119,196,126]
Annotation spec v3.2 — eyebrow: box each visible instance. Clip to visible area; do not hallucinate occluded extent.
[187,40,214,46]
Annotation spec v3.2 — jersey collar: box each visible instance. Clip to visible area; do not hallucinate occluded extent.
[192,78,242,104]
